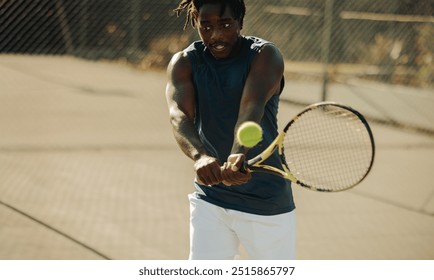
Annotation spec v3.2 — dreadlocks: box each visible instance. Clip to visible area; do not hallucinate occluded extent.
[174,0,246,30]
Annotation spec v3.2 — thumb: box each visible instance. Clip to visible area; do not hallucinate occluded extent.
[230,154,246,172]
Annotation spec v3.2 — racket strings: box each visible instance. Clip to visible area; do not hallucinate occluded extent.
[283,105,373,191]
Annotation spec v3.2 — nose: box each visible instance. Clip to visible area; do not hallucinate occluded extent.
[211,27,223,41]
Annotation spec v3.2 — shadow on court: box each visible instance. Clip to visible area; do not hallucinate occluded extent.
[0,55,433,260]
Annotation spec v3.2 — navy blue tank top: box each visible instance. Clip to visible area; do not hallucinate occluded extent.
[186,36,295,215]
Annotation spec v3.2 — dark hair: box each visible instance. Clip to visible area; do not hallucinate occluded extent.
[174,0,246,30]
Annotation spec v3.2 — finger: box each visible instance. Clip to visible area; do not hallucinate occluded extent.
[211,168,223,183]
[197,172,216,186]
[233,171,252,185]
[235,154,246,166]
[201,164,223,185]
[221,162,234,177]
[195,176,204,185]
[222,180,232,186]
[200,175,211,185]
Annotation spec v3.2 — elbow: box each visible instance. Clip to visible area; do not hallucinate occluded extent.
[168,109,181,128]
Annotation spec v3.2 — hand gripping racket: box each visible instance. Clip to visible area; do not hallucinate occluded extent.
[242,102,375,192]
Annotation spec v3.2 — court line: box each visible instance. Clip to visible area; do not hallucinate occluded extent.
[0,144,178,153]
[350,190,434,217]
[0,61,135,98]
[0,199,111,260]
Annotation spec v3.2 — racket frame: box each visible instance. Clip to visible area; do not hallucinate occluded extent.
[246,132,298,183]
[244,102,375,192]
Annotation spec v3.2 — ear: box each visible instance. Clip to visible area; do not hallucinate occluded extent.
[238,17,243,30]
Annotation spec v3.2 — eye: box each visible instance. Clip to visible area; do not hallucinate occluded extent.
[223,23,231,28]
[201,26,212,32]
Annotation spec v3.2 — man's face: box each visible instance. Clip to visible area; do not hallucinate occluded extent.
[196,3,242,60]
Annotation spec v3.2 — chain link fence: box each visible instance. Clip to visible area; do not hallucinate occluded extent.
[1,0,434,261]
[1,0,433,88]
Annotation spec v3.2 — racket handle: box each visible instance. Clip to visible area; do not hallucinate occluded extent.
[239,161,248,174]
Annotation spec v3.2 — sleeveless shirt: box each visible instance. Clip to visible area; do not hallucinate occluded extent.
[185,36,295,215]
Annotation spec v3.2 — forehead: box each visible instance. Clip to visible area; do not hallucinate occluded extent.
[197,3,235,22]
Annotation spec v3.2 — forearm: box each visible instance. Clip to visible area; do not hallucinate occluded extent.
[170,111,224,185]
[169,112,208,162]
[230,44,283,155]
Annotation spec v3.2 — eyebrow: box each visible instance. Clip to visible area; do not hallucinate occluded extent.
[200,18,234,24]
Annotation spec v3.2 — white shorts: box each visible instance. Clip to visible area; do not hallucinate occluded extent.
[188,193,296,260]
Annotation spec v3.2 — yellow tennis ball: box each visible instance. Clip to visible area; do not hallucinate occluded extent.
[237,121,263,148]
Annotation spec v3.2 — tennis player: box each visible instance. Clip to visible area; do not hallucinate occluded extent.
[166,0,296,260]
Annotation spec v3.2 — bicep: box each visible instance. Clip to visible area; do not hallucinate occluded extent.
[166,52,196,121]
[241,45,284,110]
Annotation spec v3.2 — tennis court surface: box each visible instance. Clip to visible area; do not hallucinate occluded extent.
[1,55,433,260]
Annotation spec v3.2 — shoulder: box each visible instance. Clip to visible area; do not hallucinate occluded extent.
[257,43,283,60]
[244,37,285,95]
[168,41,205,73]
[169,50,190,68]
[167,50,191,78]
[244,36,277,51]
[251,43,284,72]
[243,36,283,65]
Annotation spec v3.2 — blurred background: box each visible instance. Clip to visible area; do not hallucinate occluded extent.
[0,0,433,260]
[2,0,433,88]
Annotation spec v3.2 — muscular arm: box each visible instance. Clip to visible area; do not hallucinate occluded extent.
[166,51,223,185]
[221,44,285,185]
[237,44,284,149]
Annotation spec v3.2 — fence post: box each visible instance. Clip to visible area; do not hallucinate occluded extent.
[55,0,74,54]
[130,0,141,56]
[321,0,334,102]
[79,0,89,54]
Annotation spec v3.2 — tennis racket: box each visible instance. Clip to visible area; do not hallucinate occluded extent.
[241,102,375,192]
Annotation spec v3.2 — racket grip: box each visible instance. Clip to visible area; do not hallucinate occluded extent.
[239,161,248,174]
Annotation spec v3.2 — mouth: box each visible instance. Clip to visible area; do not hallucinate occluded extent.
[210,43,228,53]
